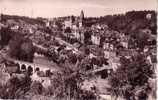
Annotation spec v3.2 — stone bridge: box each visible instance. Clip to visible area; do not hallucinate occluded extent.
[12,59,58,74]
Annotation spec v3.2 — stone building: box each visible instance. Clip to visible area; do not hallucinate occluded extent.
[63,10,86,43]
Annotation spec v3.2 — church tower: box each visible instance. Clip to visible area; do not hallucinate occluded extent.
[79,10,84,28]
[80,10,84,21]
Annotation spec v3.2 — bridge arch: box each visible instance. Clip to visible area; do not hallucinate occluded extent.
[35,67,40,72]
[13,60,56,76]
[28,65,33,75]
[21,64,26,71]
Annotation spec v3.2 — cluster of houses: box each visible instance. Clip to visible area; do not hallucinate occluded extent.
[45,11,129,52]
[42,11,156,76]
[76,13,156,75]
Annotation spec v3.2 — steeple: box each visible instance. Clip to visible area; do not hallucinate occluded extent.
[80,10,84,21]
[79,10,84,28]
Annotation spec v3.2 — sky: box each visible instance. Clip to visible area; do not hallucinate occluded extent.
[0,0,157,18]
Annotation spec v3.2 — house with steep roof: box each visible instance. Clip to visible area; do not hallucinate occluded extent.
[91,32,100,45]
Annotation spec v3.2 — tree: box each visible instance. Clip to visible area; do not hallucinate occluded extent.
[8,33,23,59]
[136,29,151,50]
[46,56,96,100]
[0,74,31,99]
[29,81,44,95]
[108,54,153,100]
[20,38,35,62]
[67,52,78,64]
[0,27,12,47]
[8,33,35,62]
[84,30,92,45]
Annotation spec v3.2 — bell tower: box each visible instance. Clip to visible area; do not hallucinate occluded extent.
[79,10,84,28]
[80,10,84,21]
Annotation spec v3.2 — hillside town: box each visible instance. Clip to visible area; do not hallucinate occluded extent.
[0,9,157,100]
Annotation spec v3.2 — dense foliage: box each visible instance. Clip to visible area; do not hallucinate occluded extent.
[8,32,35,62]
[0,74,31,99]
[0,27,12,47]
[94,11,156,35]
[108,54,154,100]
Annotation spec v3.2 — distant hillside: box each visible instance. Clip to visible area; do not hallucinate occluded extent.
[1,14,46,25]
[89,10,157,35]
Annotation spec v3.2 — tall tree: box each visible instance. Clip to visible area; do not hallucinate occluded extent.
[0,27,12,46]
[8,33,35,62]
[8,33,23,59]
[20,38,35,62]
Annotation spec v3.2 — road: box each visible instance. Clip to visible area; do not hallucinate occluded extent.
[55,37,81,53]
[33,36,81,54]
